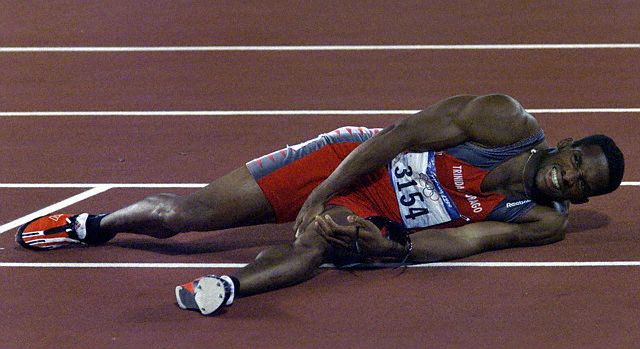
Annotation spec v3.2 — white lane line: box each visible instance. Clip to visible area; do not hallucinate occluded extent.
[0,182,638,188]
[1,110,414,116]
[1,261,640,268]
[1,109,640,117]
[411,261,640,268]
[2,44,640,52]
[0,183,208,188]
[0,263,246,268]
[0,186,112,234]
[530,108,640,113]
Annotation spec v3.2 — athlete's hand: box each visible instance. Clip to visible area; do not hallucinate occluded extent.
[294,199,326,238]
[314,215,392,256]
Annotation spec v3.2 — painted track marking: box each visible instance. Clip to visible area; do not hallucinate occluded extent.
[0,186,112,234]
[0,182,638,188]
[2,44,640,52]
[2,261,640,268]
[0,183,209,188]
[1,109,640,117]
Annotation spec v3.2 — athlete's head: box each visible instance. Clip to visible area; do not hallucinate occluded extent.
[527,134,624,205]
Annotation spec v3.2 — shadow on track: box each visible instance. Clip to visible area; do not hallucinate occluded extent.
[104,209,608,255]
[108,225,292,255]
[566,208,610,234]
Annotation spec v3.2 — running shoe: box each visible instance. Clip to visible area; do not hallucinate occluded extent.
[15,213,89,250]
[175,275,235,315]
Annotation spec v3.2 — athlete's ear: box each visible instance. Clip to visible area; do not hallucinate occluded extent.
[557,138,574,150]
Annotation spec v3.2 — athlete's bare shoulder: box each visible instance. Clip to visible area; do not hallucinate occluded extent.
[392,94,542,153]
[454,94,541,147]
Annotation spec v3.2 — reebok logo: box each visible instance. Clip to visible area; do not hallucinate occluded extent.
[506,200,531,209]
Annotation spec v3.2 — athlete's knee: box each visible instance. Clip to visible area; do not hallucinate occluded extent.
[292,206,352,266]
[292,230,328,267]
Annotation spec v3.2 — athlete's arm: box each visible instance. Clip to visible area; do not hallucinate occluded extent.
[295,94,540,235]
[314,206,567,262]
[405,206,567,262]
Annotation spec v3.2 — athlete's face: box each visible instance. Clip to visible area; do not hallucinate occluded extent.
[534,139,610,204]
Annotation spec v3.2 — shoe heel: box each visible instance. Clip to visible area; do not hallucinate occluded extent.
[175,286,188,310]
[194,277,227,315]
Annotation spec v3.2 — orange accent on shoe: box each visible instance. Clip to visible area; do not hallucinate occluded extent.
[27,214,72,231]
[179,277,203,294]
[16,214,82,251]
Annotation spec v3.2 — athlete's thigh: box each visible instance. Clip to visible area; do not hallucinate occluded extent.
[181,165,276,230]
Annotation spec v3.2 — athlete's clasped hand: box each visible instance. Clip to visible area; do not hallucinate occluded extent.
[294,197,326,238]
[313,214,392,256]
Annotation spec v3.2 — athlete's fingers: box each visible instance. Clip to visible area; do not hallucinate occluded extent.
[295,219,308,237]
[293,210,305,234]
[349,215,380,233]
[315,223,349,248]
[317,215,355,240]
[294,212,308,236]
[316,215,348,237]
[295,203,325,237]
[314,219,351,246]
[322,215,357,238]
[295,214,313,238]
[314,217,333,235]
[293,204,308,234]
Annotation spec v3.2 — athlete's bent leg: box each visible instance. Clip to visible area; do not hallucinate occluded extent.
[174,206,355,315]
[231,206,352,297]
[98,166,275,238]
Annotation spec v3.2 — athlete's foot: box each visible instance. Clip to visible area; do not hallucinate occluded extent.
[15,213,110,250]
[175,275,235,315]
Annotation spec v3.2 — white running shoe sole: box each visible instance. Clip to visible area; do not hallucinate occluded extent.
[193,277,227,315]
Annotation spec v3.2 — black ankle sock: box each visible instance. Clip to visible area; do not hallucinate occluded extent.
[229,276,241,293]
[83,214,116,245]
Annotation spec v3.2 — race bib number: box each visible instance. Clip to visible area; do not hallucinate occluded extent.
[390,152,460,228]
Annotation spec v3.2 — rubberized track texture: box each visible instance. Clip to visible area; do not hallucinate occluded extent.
[1,1,640,348]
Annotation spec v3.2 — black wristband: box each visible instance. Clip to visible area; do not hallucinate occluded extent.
[365,216,412,263]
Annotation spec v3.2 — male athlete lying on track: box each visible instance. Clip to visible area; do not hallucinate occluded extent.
[16,94,624,315]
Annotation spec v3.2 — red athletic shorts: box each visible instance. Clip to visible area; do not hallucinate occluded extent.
[246,127,402,224]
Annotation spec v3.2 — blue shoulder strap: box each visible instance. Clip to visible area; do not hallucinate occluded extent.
[444,129,545,170]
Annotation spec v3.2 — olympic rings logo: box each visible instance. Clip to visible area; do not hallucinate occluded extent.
[416,173,441,202]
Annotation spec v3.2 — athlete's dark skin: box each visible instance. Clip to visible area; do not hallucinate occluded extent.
[94,94,613,297]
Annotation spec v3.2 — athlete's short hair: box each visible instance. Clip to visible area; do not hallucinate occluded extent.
[573,134,624,196]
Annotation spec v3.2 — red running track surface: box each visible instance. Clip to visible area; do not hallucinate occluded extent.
[1,2,639,348]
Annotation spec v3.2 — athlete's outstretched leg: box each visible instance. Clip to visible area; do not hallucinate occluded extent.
[16,166,275,250]
[98,166,275,239]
